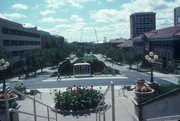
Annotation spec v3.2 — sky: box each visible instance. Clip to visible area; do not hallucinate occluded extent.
[0,0,180,43]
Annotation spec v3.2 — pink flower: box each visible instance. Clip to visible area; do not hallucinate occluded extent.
[72,96,75,100]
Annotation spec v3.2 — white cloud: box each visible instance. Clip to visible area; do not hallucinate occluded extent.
[40,10,56,16]
[70,15,84,21]
[11,3,28,10]
[41,17,67,23]
[45,0,94,9]
[90,9,122,23]
[41,0,180,42]
[106,0,114,2]
[120,0,180,29]
[67,0,83,8]
[89,0,180,40]
[42,21,88,41]
[22,23,36,28]
[0,13,26,19]
[45,0,65,8]
[68,0,95,8]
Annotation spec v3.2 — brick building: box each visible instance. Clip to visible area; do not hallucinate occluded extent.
[132,26,180,69]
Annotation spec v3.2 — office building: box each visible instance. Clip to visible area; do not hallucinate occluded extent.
[0,18,41,58]
[130,12,156,38]
[174,6,180,26]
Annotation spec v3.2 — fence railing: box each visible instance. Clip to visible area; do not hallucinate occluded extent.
[4,87,58,121]
[96,81,115,121]
[146,115,180,121]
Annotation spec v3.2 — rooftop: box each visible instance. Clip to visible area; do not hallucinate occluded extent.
[117,40,133,48]
[133,25,180,40]
[73,63,90,66]
[131,12,156,16]
[110,38,127,44]
[0,17,22,27]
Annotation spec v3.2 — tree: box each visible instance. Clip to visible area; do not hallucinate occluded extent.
[166,60,179,73]
[35,49,47,72]
[124,48,144,69]
[134,50,144,69]
[125,52,135,69]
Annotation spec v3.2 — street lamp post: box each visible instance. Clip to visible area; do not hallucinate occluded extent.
[0,58,10,121]
[145,52,159,83]
[0,59,10,93]
[112,60,115,75]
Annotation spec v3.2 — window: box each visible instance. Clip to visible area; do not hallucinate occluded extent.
[11,40,18,46]
[25,41,29,45]
[1,27,40,38]
[12,51,19,57]
[178,16,180,23]
[19,41,25,45]
[2,27,10,34]
[3,40,10,46]
[18,30,23,36]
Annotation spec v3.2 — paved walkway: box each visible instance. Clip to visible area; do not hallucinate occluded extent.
[17,86,135,121]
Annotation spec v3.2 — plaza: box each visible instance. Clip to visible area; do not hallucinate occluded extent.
[1,54,179,121]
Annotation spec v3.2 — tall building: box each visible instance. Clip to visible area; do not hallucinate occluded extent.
[130,12,156,38]
[174,6,180,26]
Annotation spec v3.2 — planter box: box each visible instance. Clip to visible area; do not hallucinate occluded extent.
[0,95,18,109]
[134,89,155,103]
[51,104,106,115]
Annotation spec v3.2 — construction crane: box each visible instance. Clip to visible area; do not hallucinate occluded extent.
[93,27,99,43]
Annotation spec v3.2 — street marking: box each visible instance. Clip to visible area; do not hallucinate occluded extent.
[42,76,128,82]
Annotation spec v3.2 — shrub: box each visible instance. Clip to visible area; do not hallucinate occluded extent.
[91,60,106,73]
[54,85,103,110]
[105,66,119,74]
[159,84,180,94]
[75,55,98,63]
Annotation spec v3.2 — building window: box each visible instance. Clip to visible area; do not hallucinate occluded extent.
[12,51,19,57]
[178,16,180,23]
[2,27,10,34]
[3,39,40,46]
[1,27,40,38]
[11,40,18,46]
[3,40,10,46]
[19,41,25,45]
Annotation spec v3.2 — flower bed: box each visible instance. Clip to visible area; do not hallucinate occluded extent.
[134,78,154,103]
[54,85,103,111]
[0,91,14,99]
[0,91,17,109]
[135,78,152,92]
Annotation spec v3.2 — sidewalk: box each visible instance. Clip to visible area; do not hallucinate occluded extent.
[117,65,180,85]
[97,54,180,85]
[17,86,135,121]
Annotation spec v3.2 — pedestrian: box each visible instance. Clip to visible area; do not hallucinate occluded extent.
[57,72,61,81]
